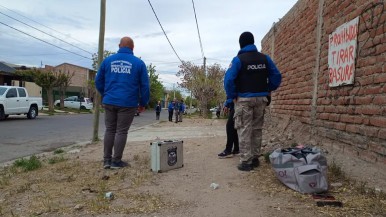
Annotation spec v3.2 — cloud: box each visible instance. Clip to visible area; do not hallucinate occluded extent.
[0,0,298,76]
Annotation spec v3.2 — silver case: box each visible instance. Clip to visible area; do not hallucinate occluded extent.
[151,140,184,173]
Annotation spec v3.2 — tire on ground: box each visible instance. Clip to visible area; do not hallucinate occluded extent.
[27,105,38,119]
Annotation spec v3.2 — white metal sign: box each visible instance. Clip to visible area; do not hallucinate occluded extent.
[328,17,359,87]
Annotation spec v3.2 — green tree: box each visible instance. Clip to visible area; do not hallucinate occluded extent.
[147,64,165,108]
[184,95,197,108]
[91,50,115,70]
[15,69,58,111]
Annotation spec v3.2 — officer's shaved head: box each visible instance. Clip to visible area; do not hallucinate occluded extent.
[119,37,134,50]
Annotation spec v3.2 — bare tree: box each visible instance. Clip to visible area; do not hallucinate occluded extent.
[55,71,75,109]
[34,70,58,112]
[177,62,225,118]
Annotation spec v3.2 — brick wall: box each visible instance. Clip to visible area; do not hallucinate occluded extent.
[262,0,386,164]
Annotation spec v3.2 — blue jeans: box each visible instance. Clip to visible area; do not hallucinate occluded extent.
[103,104,136,163]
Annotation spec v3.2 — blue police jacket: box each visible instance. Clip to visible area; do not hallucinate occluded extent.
[95,47,150,107]
[224,44,282,99]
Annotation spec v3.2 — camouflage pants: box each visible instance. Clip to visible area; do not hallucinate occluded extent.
[234,97,267,163]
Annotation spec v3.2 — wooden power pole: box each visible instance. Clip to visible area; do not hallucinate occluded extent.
[92,0,106,142]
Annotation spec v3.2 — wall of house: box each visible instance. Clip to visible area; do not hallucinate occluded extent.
[12,81,42,97]
[262,0,386,164]
[43,64,96,100]
[53,64,89,88]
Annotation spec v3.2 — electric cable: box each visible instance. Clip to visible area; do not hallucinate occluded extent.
[147,0,183,64]
[0,4,95,49]
[0,11,94,55]
[191,0,204,59]
[0,21,91,60]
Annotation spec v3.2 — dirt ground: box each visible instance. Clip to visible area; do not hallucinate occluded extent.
[0,115,385,217]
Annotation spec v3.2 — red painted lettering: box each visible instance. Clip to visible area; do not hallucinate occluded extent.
[349,45,354,62]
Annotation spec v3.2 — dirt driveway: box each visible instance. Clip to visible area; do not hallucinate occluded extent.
[0,117,385,216]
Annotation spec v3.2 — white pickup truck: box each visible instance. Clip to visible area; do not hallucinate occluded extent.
[0,86,43,120]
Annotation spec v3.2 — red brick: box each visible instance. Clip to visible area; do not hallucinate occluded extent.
[369,117,386,127]
[359,151,378,164]
[373,95,386,105]
[369,142,386,156]
[346,124,361,133]
[378,129,386,140]
[353,96,373,105]
[376,44,386,55]
[355,106,382,115]
[340,115,363,124]
[361,126,380,137]
[374,73,386,84]
[329,113,340,122]
[364,86,382,95]
[333,122,346,131]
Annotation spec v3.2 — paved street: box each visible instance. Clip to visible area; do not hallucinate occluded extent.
[0,109,168,163]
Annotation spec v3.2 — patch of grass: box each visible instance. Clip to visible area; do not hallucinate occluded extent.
[0,175,10,188]
[13,155,42,172]
[121,193,166,214]
[16,182,32,193]
[328,160,345,180]
[264,152,271,163]
[53,149,65,154]
[133,154,140,162]
[290,142,298,147]
[48,155,67,164]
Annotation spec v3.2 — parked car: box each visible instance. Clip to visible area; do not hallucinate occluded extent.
[209,107,218,112]
[0,86,43,120]
[54,96,93,110]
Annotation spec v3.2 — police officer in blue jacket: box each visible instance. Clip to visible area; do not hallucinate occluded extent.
[168,99,175,122]
[96,36,150,169]
[224,32,282,171]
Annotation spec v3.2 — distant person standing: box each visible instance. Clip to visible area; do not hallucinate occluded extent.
[216,106,221,118]
[174,99,180,123]
[95,36,150,169]
[155,101,161,120]
[168,99,175,122]
[178,99,185,122]
[224,32,281,171]
[217,99,239,158]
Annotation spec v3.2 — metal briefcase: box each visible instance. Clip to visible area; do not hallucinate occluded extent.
[151,140,183,173]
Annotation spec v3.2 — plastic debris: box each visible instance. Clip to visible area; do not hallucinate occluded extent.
[210,183,219,190]
[105,192,114,200]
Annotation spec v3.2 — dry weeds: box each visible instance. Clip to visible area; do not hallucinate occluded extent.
[0,153,179,216]
[248,157,386,217]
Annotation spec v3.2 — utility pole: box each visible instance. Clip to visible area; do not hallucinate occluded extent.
[92,0,106,142]
[203,56,206,74]
[173,83,175,99]
[189,90,192,114]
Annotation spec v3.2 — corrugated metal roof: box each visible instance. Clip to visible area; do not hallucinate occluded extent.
[0,62,16,74]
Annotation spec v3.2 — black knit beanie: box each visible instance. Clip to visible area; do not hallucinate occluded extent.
[239,32,254,49]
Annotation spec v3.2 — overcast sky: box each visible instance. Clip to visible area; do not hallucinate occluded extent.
[0,0,297,90]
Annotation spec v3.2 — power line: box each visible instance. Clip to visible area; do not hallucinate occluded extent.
[191,0,205,59]
[0,21,91,60]
[147,0,183,64]
[0,4,95,49]
[0,11,93,55]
